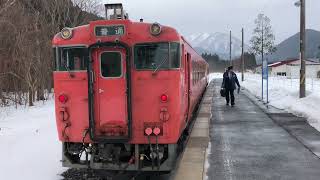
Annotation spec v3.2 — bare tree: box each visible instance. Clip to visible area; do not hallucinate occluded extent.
[0,0,102,107]
[250,13,276,62]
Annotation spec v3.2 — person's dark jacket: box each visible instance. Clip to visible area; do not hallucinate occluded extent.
[222,71,240,90]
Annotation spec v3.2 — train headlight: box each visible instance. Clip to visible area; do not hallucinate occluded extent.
[150,23,162,36]
[61,28,73,40]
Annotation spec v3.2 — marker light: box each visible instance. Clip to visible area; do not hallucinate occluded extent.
[61,28,73,39]
[145,128,153,136]
[58,94,68,104]
[153,127,161,136]
[160,94,168,102]
[150,23,162,36]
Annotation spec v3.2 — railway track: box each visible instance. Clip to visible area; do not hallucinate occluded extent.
[61,168,172,180]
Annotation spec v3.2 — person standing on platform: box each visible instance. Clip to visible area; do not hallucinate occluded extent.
[222,66,241,107]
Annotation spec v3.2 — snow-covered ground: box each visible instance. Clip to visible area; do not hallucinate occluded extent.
[0,100,66,180]
[208,73,222,83]
[209,72,320,131]
[241,73,320,131]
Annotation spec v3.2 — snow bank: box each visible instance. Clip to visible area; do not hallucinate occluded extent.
[241,73,320,131]
[208,73,222,83]
[0,100,66,180]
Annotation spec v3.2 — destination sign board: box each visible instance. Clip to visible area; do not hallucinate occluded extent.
[95,25,125,36]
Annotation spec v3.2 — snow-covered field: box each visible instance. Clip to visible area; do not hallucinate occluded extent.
[241,73,320,131]
[0,100,66,180]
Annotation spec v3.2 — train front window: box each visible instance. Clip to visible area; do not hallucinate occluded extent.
[100,52,122,78]
[56,48,88,71]
[134,42,180,70]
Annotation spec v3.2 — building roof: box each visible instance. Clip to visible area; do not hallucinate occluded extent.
[268,59,298,67]
[268,58,320,67]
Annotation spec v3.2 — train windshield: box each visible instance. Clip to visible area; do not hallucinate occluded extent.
[134,42,180,70]
[54,47,88,71]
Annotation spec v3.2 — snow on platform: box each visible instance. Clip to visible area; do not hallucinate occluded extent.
[0,100,66,180]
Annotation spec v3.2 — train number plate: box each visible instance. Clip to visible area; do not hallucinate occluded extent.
[95,25,125,36]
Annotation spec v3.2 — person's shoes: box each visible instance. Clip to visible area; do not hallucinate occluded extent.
[231,103,235,107]
[226,103,229,106]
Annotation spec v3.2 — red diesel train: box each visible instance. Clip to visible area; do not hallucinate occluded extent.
[53,4,209,174]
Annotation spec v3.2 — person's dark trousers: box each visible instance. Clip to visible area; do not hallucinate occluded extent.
[225,89,235,105]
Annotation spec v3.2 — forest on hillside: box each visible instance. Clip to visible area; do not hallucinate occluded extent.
[202,53,257,72]
[0,0,102,106]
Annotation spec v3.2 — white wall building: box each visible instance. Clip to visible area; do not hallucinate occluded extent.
[269,59,320,78]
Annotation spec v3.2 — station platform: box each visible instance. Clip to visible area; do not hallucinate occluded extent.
[207,79,320,180]
[173,82,214,180]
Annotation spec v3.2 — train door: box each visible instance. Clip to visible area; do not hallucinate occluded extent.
[185,53,191,122]
[93,48,128,138]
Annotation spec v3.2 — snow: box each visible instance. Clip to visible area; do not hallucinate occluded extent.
[0,100,66,180]
[240,73,320,131]
[185,32,249,59]
[209,72,320,131]
[208,73,223,83]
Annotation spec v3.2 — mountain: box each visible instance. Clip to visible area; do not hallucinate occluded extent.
[186,32,249,60]
[267,29,320,62]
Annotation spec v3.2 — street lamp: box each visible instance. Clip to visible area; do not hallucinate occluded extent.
[294,1,301,6]
[295,0,306,98]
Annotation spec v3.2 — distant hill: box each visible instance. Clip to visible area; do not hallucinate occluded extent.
[267,29,320,62]
[186,32,249,60]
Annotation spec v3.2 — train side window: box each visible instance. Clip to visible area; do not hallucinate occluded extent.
[100,52,122,78]
[170,43,180,68]
[58,48,88,71]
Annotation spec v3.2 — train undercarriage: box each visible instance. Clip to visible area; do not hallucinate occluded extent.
[62,142,177,173]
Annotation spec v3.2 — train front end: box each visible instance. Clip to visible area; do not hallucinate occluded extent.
[52,4,187,173]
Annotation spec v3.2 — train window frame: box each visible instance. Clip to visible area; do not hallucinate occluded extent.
[53,48,58,71]
[99,51,123,79]
[133,42,181,71]
[54,46,89,72]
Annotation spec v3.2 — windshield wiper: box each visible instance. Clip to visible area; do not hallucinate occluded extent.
[64,50,75,78]
[152,55,169,74]
[64,63,75,78]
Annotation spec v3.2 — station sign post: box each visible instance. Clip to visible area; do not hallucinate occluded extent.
[262,58,269,104]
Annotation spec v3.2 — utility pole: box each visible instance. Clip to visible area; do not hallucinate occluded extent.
[300,0,306,98]
[230,30,232,66]
[241,28,245,81]
[261,18,264,101]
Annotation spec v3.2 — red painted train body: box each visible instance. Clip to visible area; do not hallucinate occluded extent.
[53,4,208,173]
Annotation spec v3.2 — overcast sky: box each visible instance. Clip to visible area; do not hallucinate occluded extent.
[104,0,320,44]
